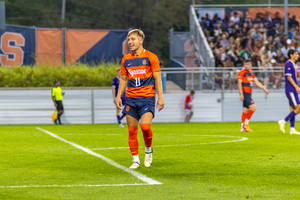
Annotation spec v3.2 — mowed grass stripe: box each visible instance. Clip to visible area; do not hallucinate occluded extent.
[36,127,162,185]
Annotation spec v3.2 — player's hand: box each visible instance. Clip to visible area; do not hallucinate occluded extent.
[240,94,244,101]
[116,97,123,110]
[265,89,270,95]
[62,92,65,95]
[54,102,57,108]
[297,87,300,94]
[156,97,164,112]
[113,97,117,105]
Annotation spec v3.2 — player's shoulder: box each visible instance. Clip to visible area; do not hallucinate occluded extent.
[238,68,246,74]
[144,49,158,59]
[122,53,133,61]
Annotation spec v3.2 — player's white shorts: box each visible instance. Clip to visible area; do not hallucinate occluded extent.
[185,108,193,115]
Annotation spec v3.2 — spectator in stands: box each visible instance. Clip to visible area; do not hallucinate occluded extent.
[214,21,223,37]
[288,28,295,39]
[212,13,221,29]
[253,13,263,26]
[223,56,236,90]
[277,51,287,67]
[281,39,292,59]
[204,13,212,30]
[230,12,240,23]
[289,15,299,28]
[240,46,251,60]
[292,41,300,52]
[200,17,206,28]
[235,55,244,68]
[214,66,224,90]
[250,26,263,41]
[259,59,273,89]
[269,59,283,89]
[220,34,228,48]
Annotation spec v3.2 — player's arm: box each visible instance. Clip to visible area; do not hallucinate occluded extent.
[287,75,300,94]
[253,78,270,94]
[116,75,128,110]
[112,86,116,104]
[153,71,164,111]
[51,89,57,108]
[238,79,244,101]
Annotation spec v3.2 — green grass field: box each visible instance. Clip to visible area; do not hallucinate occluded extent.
[1,122,300,199]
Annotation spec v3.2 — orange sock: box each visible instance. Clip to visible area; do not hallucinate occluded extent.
[141,124,153,147]
[246,110,254,121]
[242,112,247,124]
[128,126,139,156]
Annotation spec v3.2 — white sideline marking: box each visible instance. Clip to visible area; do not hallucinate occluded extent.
[91,135,248,150]
[35,127,162,186]
[0,183,148,189]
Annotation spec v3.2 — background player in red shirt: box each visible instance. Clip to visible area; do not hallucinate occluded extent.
[238,59,269,132]
[184,90,195,123]
[116,29,164,169]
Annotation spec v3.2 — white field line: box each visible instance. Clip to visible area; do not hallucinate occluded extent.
[35,127,162,186]
[91,135,248,150]
[0,183,148,189]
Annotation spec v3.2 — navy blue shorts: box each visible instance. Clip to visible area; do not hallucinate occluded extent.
[122,97,155,121]
[286,91,300,107]
[243,92,254,108]
[56,101,64,111]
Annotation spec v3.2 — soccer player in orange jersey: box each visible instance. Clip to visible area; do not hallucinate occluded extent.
[238,59,269,132]
[116,29,164,169]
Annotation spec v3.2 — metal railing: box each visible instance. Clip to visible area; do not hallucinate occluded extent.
[162,67,286,91]
[189,5,215,68]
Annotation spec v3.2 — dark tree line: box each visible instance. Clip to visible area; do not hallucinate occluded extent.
[5,0,193,64]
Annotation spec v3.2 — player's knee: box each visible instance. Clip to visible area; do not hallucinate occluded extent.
[141,124,151,132]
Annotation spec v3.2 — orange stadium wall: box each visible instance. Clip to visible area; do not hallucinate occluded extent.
[248,8,300,23]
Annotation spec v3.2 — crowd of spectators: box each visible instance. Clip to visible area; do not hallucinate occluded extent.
[199,11,300,90]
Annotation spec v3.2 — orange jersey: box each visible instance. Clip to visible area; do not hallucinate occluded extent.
[120,49,160,98]
[238,68,255,94]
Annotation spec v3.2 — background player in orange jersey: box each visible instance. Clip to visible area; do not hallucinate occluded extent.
[238,59,269,132]
[116,29,164,169]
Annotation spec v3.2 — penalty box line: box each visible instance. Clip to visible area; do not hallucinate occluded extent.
[35,127,162,186]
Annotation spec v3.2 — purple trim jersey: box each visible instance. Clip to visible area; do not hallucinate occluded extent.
[112,76,126,99]
[285,60,297,93]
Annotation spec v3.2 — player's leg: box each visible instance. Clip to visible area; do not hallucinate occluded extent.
[246,104,256,122]
[289,105,300,134]
[184,109,191,123]
[116,106,124,128]
[126,114,140,168]
[122,104,141,169]
[120,97,126,120]
[141,112,154,168]
[279,92,300,134]
[241,107,248,132]
[56,101,64,125]
[187,111,193,122]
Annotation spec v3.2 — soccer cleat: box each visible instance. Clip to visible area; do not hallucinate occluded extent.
[240,123,246,132]
[290,129,300,135]
[54,119,58,125]
[144,148,153,168]
[129,162,140,169]
[119,124,124,128]
[278,120,286,133]
[244,124,253,132]
[240,128,247,132]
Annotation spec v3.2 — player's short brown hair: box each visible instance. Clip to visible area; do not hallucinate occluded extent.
[244,58,252,63]
[127,29,145,40]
